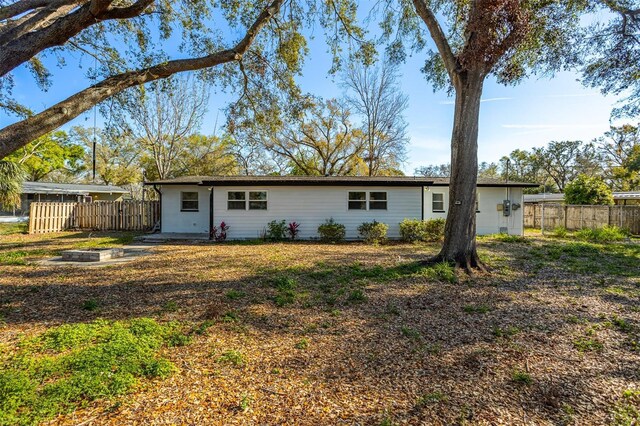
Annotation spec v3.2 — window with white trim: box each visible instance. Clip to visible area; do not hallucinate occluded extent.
[432,193,445,212]
[248,191,267,210]
[348,191,367,210]
[475,192,480,213]
[369,191,387,210]
[227,191,246,210]
[227,191,268,210]
[348,191,388,210]
[181,192,199,212]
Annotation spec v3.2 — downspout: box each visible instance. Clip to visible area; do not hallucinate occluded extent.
[209,186,214,240]
[421,186,425,221]
[153,184,162,233]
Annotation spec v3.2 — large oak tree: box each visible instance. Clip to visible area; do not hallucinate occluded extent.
[381,0,586,270]
[0,0,369,158]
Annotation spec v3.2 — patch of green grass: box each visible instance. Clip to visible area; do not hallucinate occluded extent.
[271,276,298,307]
[573,337,604,352]
[401,326,422,341]
[347,289,366,303]
[194,320,215,335]
[415,391,446,407]
[162,300,178,313]
[463,304,491,314]
[294,338,309,350]
[565,315,585,324]
[239,393,252,412]
[217,350,245,367]
[0,249,50,265]
[166,331,191,347]
[0,318,179,426]
[611,315,634,333]
[225,290,246,300]
[379,415,396,426]
[416,262,457,283]
[308,269,333,280]
[0,222,27,235]
[511,368,533,385]
[552,226,569,238]
[576,225,627,243]
[611,389,640,426]
[492,325,520,338]
[274,290,297,307]
[491,233,529,244]
[220,311,239,323]
[74,233,136,248]
[81,299,99,311]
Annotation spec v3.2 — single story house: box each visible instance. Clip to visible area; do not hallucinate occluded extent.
[145,176,537,240]
[524,191,640,206]
[0,181,129,217]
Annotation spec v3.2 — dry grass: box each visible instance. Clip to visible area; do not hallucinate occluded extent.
[0,228,639,425]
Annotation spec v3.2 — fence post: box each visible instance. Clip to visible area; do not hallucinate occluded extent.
[541,203,545,234]
[28,203,35,234]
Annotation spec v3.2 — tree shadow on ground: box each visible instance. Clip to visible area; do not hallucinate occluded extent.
[0,239,638,424]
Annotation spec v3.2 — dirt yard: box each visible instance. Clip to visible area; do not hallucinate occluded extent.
[0,229,638,425]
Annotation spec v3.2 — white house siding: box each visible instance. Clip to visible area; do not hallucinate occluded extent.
[160,184,525,238]
[160,185,211,233]
[423,186,524,235]
[212,186,423,240]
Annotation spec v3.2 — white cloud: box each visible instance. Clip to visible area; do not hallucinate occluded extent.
[481,97,513,103]
[438,96,513,105]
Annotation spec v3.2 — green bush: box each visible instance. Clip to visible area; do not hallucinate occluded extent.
[424,218,446,241]
[266,220,288,241]
[564,174,614,205]
[317,218,346,243]
[552,226,568,238]
[399,219,426,242]
[357,220,388,244]
[575,225,627,243]
[399,218,445,242]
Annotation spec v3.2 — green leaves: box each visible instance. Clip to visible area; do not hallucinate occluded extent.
[564,174,614,205]
[0,160,24,210]
[0,318,183,425]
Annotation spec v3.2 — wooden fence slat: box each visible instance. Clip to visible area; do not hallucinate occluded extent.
[27,200,159,234]
[525,203,640,235]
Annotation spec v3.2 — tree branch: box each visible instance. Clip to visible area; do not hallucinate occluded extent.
[0,0,52,20]
[101,0,153,19]
[411,0,459,85]
[0,0,145,77]
[0,0,81,47]
[0,0,285,158]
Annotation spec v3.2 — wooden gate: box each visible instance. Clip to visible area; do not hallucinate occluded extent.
[28,201,159,234]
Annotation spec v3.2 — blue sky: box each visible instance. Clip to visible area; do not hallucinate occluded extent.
[2,15,626,175]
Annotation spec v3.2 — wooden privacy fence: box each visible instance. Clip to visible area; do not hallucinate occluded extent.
[28,201,159,234]
[524,203,640,234]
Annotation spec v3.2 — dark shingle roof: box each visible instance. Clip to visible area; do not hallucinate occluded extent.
[22,181,129,195]
[145,175,538,188]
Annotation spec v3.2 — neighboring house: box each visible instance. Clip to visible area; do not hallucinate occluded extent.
[145,176,537,239]
[524,192,640,206]
[1,182,129,217]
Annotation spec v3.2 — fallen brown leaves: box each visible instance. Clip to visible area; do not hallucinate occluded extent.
[0,232,638,425]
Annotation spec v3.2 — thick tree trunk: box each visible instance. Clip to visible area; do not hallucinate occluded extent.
[432,71,486,272]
